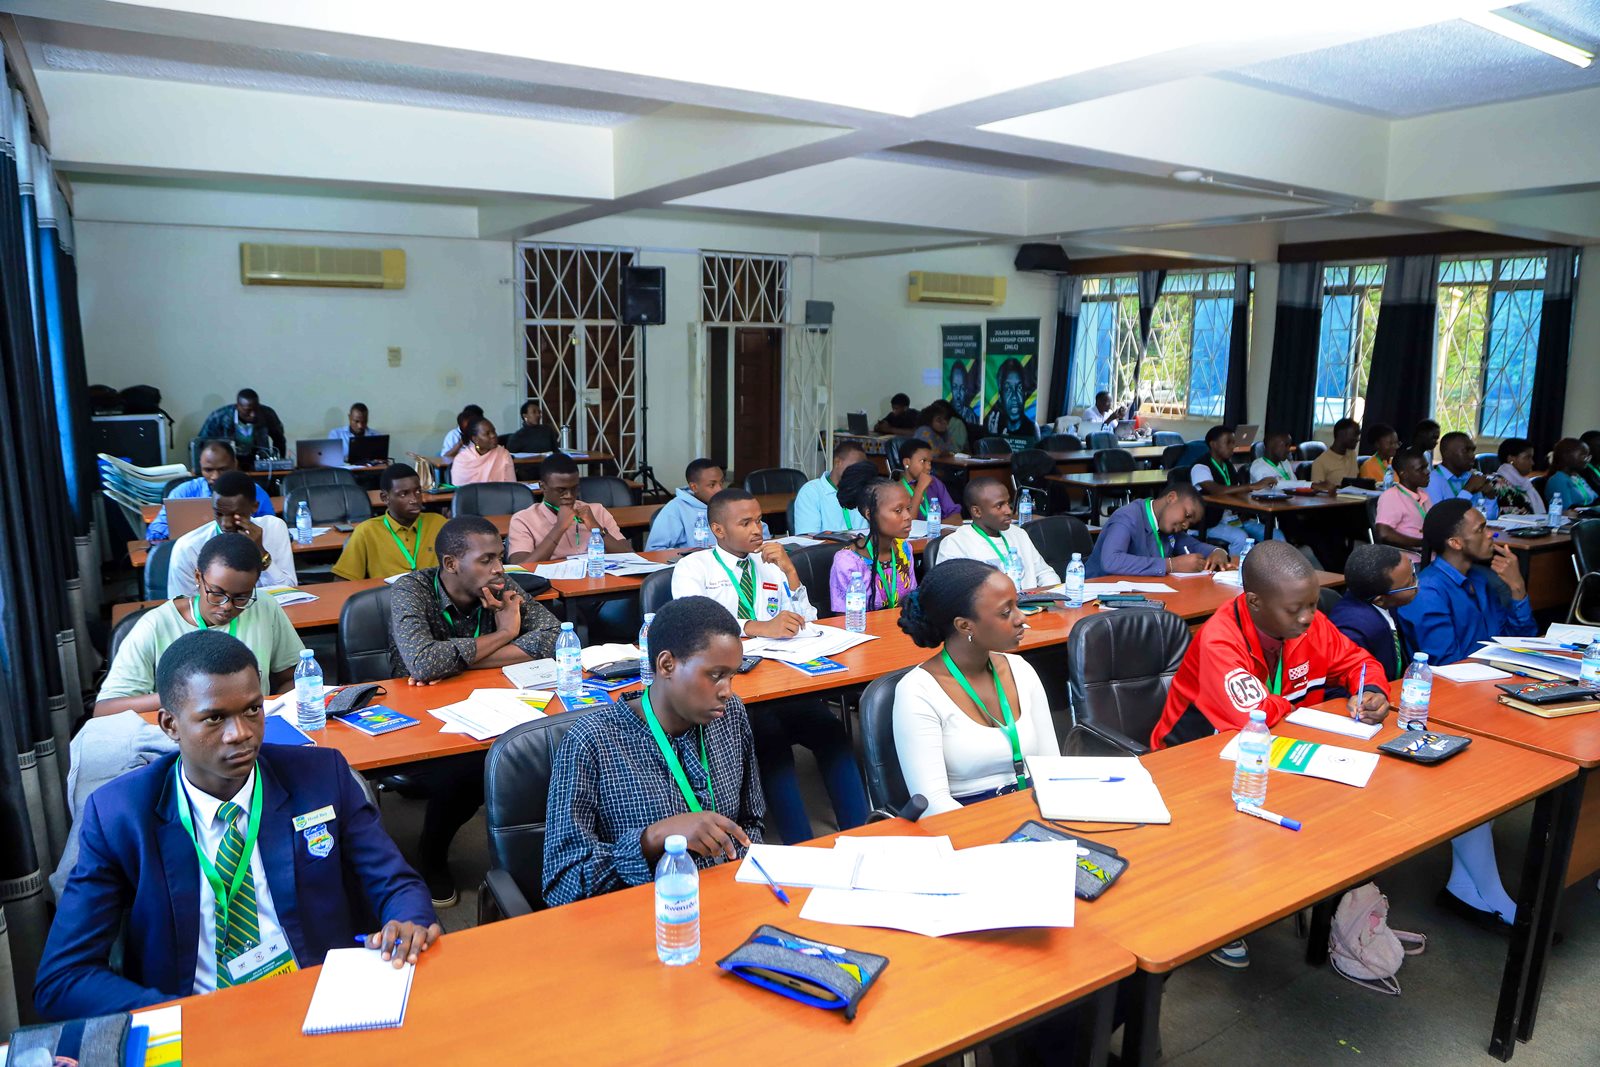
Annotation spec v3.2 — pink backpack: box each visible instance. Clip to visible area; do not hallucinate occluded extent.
[1328,883,1427,995]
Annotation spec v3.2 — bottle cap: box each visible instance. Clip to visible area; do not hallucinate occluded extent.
[1249,709,1266,722]
[644,612,656,622]
[560,621,574,631]
[300,649,314,659]
[664,834,687,854]
[1414,652,1428,662]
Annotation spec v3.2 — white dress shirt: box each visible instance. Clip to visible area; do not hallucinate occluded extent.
[1248,457,1309,490]
[167,516,298,598]
[934,523,1061,589]
[176,767,289,993]
[441,427,463,454]
[1080,405,1116,429]
[671,544,816,633]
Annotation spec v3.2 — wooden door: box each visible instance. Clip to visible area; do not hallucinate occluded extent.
[732,327,782,480]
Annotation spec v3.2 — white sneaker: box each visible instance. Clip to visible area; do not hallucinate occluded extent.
[1209,939,1250,969]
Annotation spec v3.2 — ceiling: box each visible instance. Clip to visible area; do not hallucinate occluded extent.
[5,0,1597,258]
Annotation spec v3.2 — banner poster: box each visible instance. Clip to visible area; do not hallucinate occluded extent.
[940,324,982,425]
[983,318,1041,446]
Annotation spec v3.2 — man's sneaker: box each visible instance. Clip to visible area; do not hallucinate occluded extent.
[1209,939,1249,969]
[422,865,458,909]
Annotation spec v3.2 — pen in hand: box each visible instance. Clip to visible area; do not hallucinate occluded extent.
[1352,661,1367,720]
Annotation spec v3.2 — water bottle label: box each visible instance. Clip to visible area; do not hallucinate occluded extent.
[1401,679,1431,707]
[1236,747,1268,773]
[656,895,698,925]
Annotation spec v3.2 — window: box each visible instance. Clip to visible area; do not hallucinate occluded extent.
[1312,263,1384,426]
[1071,270,1241,419]
[1435,256,1546,438]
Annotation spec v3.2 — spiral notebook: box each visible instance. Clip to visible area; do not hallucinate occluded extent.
[301,948,415,1035]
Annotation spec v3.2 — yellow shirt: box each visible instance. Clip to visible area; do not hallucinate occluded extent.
[332,512,447,581]
[1311,448,1360,486]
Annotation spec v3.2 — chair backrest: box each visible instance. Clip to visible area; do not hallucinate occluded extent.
[285,483,371,525]
[883,437,910,470]
[974,436,1012,456]
[108,605,157,667]
[1571,518,1600,576]
[1364,496,1380,543]
[744,467,807,496]
[1252,441,1267,459]
[639,567,675,617]
[452,481,536,518]
[922,535,943,573]
[337,585,395,684]
[1067,610,1190,754]
[1570,571,1600,627]
[1011,448,1055,486]
[484,711,597,912]
[1475,453,1500,476]
[143,539,175,601]
[1298,440,1327,461]
[1093,448,1136,474]
[578,475,633,510]
[1040,433,1082,453]
[1161,443,1188,470]
[858,666,915,813]
[1024,515,1093,576]
[1294,461,1313,481]
[1085,432,1118,451]
[789,542,846,618]
[1151,431,1184,448]
[282,468,358,498]
[1318,586,1343,615]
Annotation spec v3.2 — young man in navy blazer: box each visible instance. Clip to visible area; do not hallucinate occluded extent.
[35,630,440,1020]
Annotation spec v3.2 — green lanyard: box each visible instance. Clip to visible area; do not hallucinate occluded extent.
[1208,458,1234,486]
[545,501,584,526]
[826,474,856,530]
[435,573,484,638]
[869,540,906,607]
[899,479,930,518]
[973,525,1012,566]
[712,550,757,620]
[1436,465,1468,498]
[1265,459,1292,481]
[1588,464,1600,485]
[382,516,420,571]
[1235,603,1283,696]
[640,687,713,812]
[192,597,240,638]
[172,761,262,942]
[939,649,1027,790]
[1143,500,1166,559]
[1396,485,1428,522]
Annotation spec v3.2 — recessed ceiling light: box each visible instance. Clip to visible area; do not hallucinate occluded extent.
[1464,11,1594,68]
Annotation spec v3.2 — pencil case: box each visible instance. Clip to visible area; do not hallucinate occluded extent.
[1377,731,1471,763]
[717,924,888,1021]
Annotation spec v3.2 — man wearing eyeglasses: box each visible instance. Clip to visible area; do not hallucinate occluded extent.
[95,533,305,716]
[1326,543,1419,683]
[166,470,296,598]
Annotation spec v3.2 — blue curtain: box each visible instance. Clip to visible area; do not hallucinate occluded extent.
[1363,255,1440,445]
[1527,248,1578,462]
[1264,262,1324,442]
[1223,264,1250,426]
[1044,274,1081,423]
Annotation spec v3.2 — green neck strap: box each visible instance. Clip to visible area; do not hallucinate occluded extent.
[939,649,1027,789]
[640,687,712,812]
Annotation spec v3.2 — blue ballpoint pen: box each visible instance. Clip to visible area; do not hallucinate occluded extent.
[1353,661,1367,720]
[748,855,791,905]
[1048,776,1126,783]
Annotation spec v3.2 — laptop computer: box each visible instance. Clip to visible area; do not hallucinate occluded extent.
[846,411,870,436]
[165,497,217,540]
[345,433,390,465]
[296,438,346,469]
[1114,419,1139,440]
[1233,425,1260,448]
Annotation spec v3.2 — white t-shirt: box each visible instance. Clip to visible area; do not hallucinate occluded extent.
[1248,457,1308,490]
[166,517,297,598]
[892,656,1060,816]
[933,523,1060,589]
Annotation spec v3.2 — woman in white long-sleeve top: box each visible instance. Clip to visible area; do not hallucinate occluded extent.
[892,558,1060,817]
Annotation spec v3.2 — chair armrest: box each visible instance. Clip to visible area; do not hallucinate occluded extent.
[482,868,535,921]
[1069,721,1151,757]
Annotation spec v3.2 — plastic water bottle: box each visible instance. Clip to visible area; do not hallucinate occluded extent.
[1065,552,1085,608]
[845,572,867,633]
[1399,652,1433,730]
[655,834,700,966]
[293,650,324,731]
[925,495,941,536]
[639,612,656,684]
[1582,638,1600,688]
[1474,491,1499,522]
[1018,488,1034,526]
[1005,545,1026,590]
[295,500,313,545]
[1231,709,1271,807]
[1382,465,1395,490]
[1238,537,1256,569]
[1549,492,1565,528]
[555,622,583,699]
[585,526,605,579]
[560,424,571,451]
[692,512,711,551]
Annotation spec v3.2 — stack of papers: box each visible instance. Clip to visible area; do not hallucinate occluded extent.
[267,586,319,607]
[1431,662,1512,683]
[302,948,416,1034]
[1213,569,1243,587]
[429,688,553,741]
[1489,514,1547,529]
[909,519,955,539]
[501,659,559,689]
[742,624,877,664]
[1024,756,1172,823]
[1337,487,1384,499]
[1286,707,1382,740]
[131,1004,182,1063]
[1078,580,1175,595]
[1469,640,1585,680]
[534,553,670,579]
[1219,734,1378,787]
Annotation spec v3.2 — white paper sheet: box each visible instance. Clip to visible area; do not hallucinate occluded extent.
[1219,734,1377,787]
[579,644,643,670]
[267,586,318,606]
[1432,662,1513,683]
[742,624,877,664]
[1469,644,1584,680]
[1285,708,1382,740]
[833,835,963,894]
[772,536,823,547]
[1547,623,1600,646]
[1080,580,1176,595]
[909,520,956,539]
[427,689,551,741]
[1025,756,1172,824]
[735,844,862,890]
[502,658,559,689]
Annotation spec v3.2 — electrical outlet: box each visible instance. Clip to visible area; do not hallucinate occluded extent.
[387,346,402,367]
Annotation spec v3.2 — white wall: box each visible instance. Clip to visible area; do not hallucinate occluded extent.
[1563,244,1600,438]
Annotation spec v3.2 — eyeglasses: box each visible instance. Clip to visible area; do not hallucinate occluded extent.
[1371,584,1418,602]
[199,579,257,609]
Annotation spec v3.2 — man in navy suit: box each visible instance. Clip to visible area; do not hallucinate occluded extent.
[1326,543,1419,683]
[36,630,439,1020]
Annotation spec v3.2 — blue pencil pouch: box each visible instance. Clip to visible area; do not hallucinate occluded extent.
[717,924,888,1021]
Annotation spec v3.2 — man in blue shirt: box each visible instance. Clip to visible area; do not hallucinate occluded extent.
[1426,431,1490,505]
[646,458,725,550]
[1084,483,1227,577]
[146,440,274,541]
[327,402,380,459]
[793,439,868,535]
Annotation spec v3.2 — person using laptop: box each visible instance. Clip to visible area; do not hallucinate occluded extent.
[166,471,297,597]
[327,402,379,460]
[1080,391,1125,430]
[505,400,559,454]
[198,389,286,463]
[332,463,447,581]
[147,440,274,542]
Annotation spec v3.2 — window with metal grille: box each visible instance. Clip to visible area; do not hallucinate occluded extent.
[1435,255,1547,439]
[1313,263,1384,426]
[701,253,788,324]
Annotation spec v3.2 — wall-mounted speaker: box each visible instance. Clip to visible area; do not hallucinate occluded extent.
[1014,243,1072,274]
[805,300,834,327]
[622,265,666,325]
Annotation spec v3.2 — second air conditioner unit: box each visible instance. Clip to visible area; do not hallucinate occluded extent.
[907,271,1005,306]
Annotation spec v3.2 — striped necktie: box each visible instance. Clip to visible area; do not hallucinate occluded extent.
[213,800,261,987]
[738,557,757,621]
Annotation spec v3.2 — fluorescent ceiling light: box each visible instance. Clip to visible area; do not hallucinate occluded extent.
[1463,11,1594,67]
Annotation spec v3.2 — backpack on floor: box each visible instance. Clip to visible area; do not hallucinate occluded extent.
[1328,882,1427,995]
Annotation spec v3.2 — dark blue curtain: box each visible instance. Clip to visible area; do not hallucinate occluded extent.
[1363,254,1440,443]
[1044,275,1080,423]
[1528,248,1578,462]
[1264,262,1324,442]
[1223,264,1250,426]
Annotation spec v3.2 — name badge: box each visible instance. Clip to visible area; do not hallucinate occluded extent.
[225,932,298,984]
[292,805,336,832]
[303,823,335,859]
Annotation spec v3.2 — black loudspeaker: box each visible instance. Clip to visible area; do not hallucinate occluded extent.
[1014,243,1072,273]
[805,300,834,326]
[622,266,666,325]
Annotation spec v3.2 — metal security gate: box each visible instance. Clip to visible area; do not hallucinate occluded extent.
[785,323,833,477]
[516,244,640,473]
[697,253,791,473]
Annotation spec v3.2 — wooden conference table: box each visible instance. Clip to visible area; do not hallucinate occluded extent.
[1500,529,1578,614]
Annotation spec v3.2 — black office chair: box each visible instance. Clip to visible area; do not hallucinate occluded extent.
[639,567,675,617]
[1011,449,1055,502]
[282,468,358,498]
[1160,443,1188,470]
[922,535,944,573]
[883,437,911,470]
[452,482,536,518]
[1086,432,1118,451]
[284,483,371,525]
[1569,572,1600,627]
[1040,433,1082,453]
[858,666,915,815]
[788,542,847,618]
[1298,441,1327,462]
[1064,610,1189,756]
[1363,496,1380,544]
[1025,515,1093,577]
[1475,453,1500,476]
[578,475,634,509]
[1294,461,1314,481]
[480,711,598,920]
[974,436,1012,456]
[744,467,807,496]
[1091,447,1137,515]
[107,605,157,667]
[144,540,174,602]
[1569,518,1600,577]
[1318,587,1343,615]
[337,585,394,684]
[1151,431,1184,448]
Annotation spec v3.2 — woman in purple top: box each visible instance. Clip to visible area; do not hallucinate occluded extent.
[829,462,917,612]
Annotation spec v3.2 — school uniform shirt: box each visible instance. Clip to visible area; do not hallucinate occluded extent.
[387,566,561,681]
[146,477,274,542]
[893,656,1059,816]
[542,697,765,907]
[331,512,447,581]
[507,500,625,561]
[792,475,860,536]
[1426,464,1481,504]
[1310,448,1360,486]
[449,445,516,486]
[1084,499,1210,578]
[1396,560,1536,667]
[166,517,297,598]
[671,544,817,633]
[441,426,463,454]
[97,598,305,704]
[1248,456,1309,490]
[934,523,1060,589]
[1373,484,1431,562]
[1152,593,1382,749]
